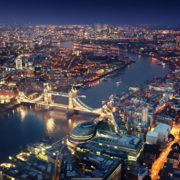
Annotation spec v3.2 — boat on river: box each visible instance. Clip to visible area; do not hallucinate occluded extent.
[116,81,122,86]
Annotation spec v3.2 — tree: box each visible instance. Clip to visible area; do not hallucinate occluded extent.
[168,134,175,142]
[171,142,180,150]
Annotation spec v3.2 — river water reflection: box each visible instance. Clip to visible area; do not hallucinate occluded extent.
[0,50,170,162]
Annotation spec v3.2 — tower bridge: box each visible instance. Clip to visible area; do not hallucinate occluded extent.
[18,83,102,115]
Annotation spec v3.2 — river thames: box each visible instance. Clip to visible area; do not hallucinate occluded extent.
[0,42,170,162]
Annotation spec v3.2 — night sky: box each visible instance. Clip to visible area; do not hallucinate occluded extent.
[0,0,180,25]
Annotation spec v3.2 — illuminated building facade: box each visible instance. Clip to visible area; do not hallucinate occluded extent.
[76,141,128,160]
[0,152,54,180]
[15,57,23,70]
[94,129,143,161]
[66,121,96,148]
[146,123,171,144]
[146,131,158,144]
[60,152,122,180]
[142,107,148,122]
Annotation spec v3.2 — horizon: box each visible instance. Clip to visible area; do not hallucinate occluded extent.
[0,23,180,27]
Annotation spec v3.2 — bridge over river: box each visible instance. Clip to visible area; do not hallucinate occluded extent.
[17,83,102,115]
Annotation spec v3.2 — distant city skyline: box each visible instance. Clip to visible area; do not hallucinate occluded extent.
[0,0,180,25]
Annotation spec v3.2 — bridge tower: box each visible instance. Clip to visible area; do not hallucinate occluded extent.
[43,83,52,104]
[68,87,78,109]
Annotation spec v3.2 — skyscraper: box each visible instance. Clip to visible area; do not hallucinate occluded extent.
[94,24,101,32]
[15,57,23,70]
[142,107,148,122]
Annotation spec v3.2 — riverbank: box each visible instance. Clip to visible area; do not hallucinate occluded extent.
[0,100,19,112]
[83,60,134,85]
[120,48,177,70]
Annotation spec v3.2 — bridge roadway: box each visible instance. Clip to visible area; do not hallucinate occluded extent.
[48,91,86,99]
[74,97,102,114]
[18,92,102,115]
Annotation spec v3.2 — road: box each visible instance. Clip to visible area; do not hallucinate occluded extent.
[151,123,180,180]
